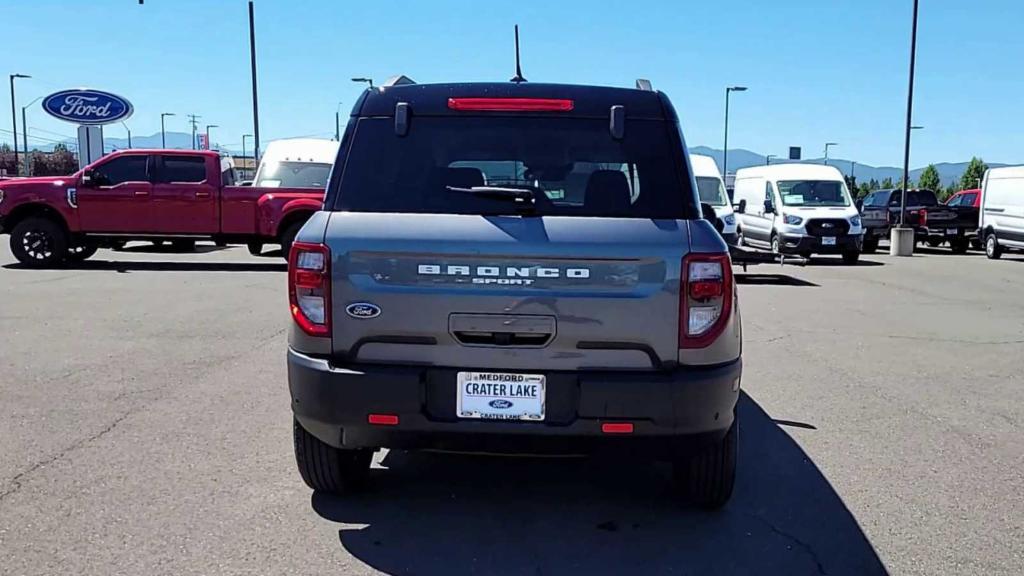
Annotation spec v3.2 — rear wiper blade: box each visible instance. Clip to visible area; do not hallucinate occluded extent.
[445,185,539,211]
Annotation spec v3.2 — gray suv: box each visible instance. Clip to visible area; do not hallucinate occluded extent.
[286,79,743,508]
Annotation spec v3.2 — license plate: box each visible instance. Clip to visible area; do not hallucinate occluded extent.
[945,228,958,235]
[457,372,545,421]
[822,237,837,246]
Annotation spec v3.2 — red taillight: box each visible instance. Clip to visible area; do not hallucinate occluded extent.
[447,97,575,112]
[368,414,399,426]
[288,241,330,337]
[918,210,927,227]
[680,254,733,349]
[601,422,634,434]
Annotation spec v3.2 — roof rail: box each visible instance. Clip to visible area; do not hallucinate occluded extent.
[635,79,653,91]
[382,75,416,87]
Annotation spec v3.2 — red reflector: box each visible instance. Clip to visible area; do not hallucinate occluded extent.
[368,414,399,426]
[447,97,574,112]
[689,280,723,300]
[601,422,634,434]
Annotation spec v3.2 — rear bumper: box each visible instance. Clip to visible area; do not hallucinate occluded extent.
[288,348,741,458]
[778,232,862,254]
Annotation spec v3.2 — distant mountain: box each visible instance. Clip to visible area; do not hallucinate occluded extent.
[689,146,1010,188]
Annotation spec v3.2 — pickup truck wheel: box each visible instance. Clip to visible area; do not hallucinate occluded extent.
[985,233,1003,260]
[842,251,860,265]
[293,418,372,493]
[926,238,943,248]
[735,228,745,247]
[949,238,969,254]
[862,235,878,254]
[67,242,99,262]
[247,241,263,256]
[171,239,196,252]
[279,221,304,259]
[673,412,737,509]
[770,234,780,254]
[10,217,69,268]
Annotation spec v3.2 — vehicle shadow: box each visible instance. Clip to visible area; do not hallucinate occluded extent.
[911,246,982,257]
[117,243,229,254]
[736,273,819,287]
[3,260,286,273]
[312,393,887,575]
[806,257,885,267]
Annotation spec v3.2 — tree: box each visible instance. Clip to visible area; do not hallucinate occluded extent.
[868,178,880,191]
[858,182,871,198]
[45,143,78,176]
[0,143,15,176]
[960,157,988,190]
[918,164,941,193]
[945,182,960,198]
[881,177,894,189]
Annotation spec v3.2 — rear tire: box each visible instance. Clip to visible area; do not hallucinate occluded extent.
[985,232,1003,260]
[842,251,860,265]
[770,234,780,254]
[736,228,745,247]
[949,238,969,254]
[279,221,305,259]
[247,241,263,256]
[10,216,69,268]
[293,418,373,494]
[927,238,943,248]
[673,413,737,509]
[862,235,878,254]
[171,239,196,252]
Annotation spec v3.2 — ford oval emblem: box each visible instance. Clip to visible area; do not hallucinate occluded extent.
[41,89,134,125]
[488,399,513,410]
[346,302,381,319]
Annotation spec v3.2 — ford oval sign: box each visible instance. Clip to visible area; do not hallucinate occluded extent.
[346,302,381,319]
[488,399,513,410]
[41,89,134,125]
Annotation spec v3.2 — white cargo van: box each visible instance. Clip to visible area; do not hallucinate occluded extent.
[979,165,1024,259]
[732,164,863,264]
[253,138,340,189]
[690,154,738,244]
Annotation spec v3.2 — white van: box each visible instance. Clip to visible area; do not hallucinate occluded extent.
[732,164,863,264]
[253,138,340,189]
[979,165,1024,259]
[690,154,738,244]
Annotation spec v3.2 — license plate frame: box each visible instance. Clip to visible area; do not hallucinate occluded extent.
[945,228,958,236]
[456,372,546,421]
[822,236,837,246]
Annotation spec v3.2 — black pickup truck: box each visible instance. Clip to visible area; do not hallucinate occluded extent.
[857,188,977,253]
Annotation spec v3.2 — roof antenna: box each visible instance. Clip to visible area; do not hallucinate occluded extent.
[510,25,527,83]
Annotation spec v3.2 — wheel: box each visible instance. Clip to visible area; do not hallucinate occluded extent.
[293,418,372,493]
[247,241,263,256]
[214,239,228,247]
[171,239,196,252]
[279,221,305,259]
[673,412,737,509]
[9,216,69,268]
[949,238,969,254]
[862,235,878,254]
[770,234,780,254]
[926,238,942,248]
[735,228,745,247]
[67,241,99,262]
[985,232,1003,260]
[842,251,860,265]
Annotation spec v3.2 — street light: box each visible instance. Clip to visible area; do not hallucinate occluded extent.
[160,112,176,147]
[248,0,261,163]
[205,124,219,150]
[722,86,747,181]
[824,142,839,165]
[20,95,44,175]
[9,73,30,176]
[121,121,132,148]
[766,154,778,165]
[352,77,374,89]
[335,101,345,141]
[899,0,921,230]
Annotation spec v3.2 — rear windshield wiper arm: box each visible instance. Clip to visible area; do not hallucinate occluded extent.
[445,185,540,211]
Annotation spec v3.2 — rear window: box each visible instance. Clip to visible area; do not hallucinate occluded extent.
[890,191,937,206]
[332,117,691,218]
[696,176,728,206]
[156,156,207,183]
[255,161,332,189]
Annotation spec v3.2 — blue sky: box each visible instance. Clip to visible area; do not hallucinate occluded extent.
[3,0,1022,167]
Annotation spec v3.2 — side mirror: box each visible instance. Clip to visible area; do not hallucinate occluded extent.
[763,199,775,214]
[735,199,747,214]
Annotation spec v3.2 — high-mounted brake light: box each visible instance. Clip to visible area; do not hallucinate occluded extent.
[680,253,733,349]
[289,242,331,337]
[447,97,574,112]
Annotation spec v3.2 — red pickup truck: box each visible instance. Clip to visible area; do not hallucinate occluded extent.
[0,149,325,267]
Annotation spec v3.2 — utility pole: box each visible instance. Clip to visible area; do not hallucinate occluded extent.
[900,0,920,227]
[248,0,261,162]
[187,114,201,150]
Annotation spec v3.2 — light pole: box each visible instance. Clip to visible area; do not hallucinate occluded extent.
[205,124,218,150]
[121,121,132,148]
[766,154,778,165]
[352,77,374,89]
[160,112,175,147]
[242,134,253,179]
[335,101,344,141]
[824,142,839,165]
[9,73,30,176]
[899,0,921,228]
[20,95,44,175]
[722,86,747,181]
[248,0,261,163]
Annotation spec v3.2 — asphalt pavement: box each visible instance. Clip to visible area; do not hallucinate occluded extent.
[1,242,1022,575]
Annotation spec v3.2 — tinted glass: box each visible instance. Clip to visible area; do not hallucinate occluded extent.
[333,117,690,219]
[946,194,962,206]
[696,176,727,206]
[255,161,332,189]
[93,155,148,186]
[963,192,978,206]
[157,156,207,183]
[865,192,889,207]
[777,180,851,207]
[890,191,937,206]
